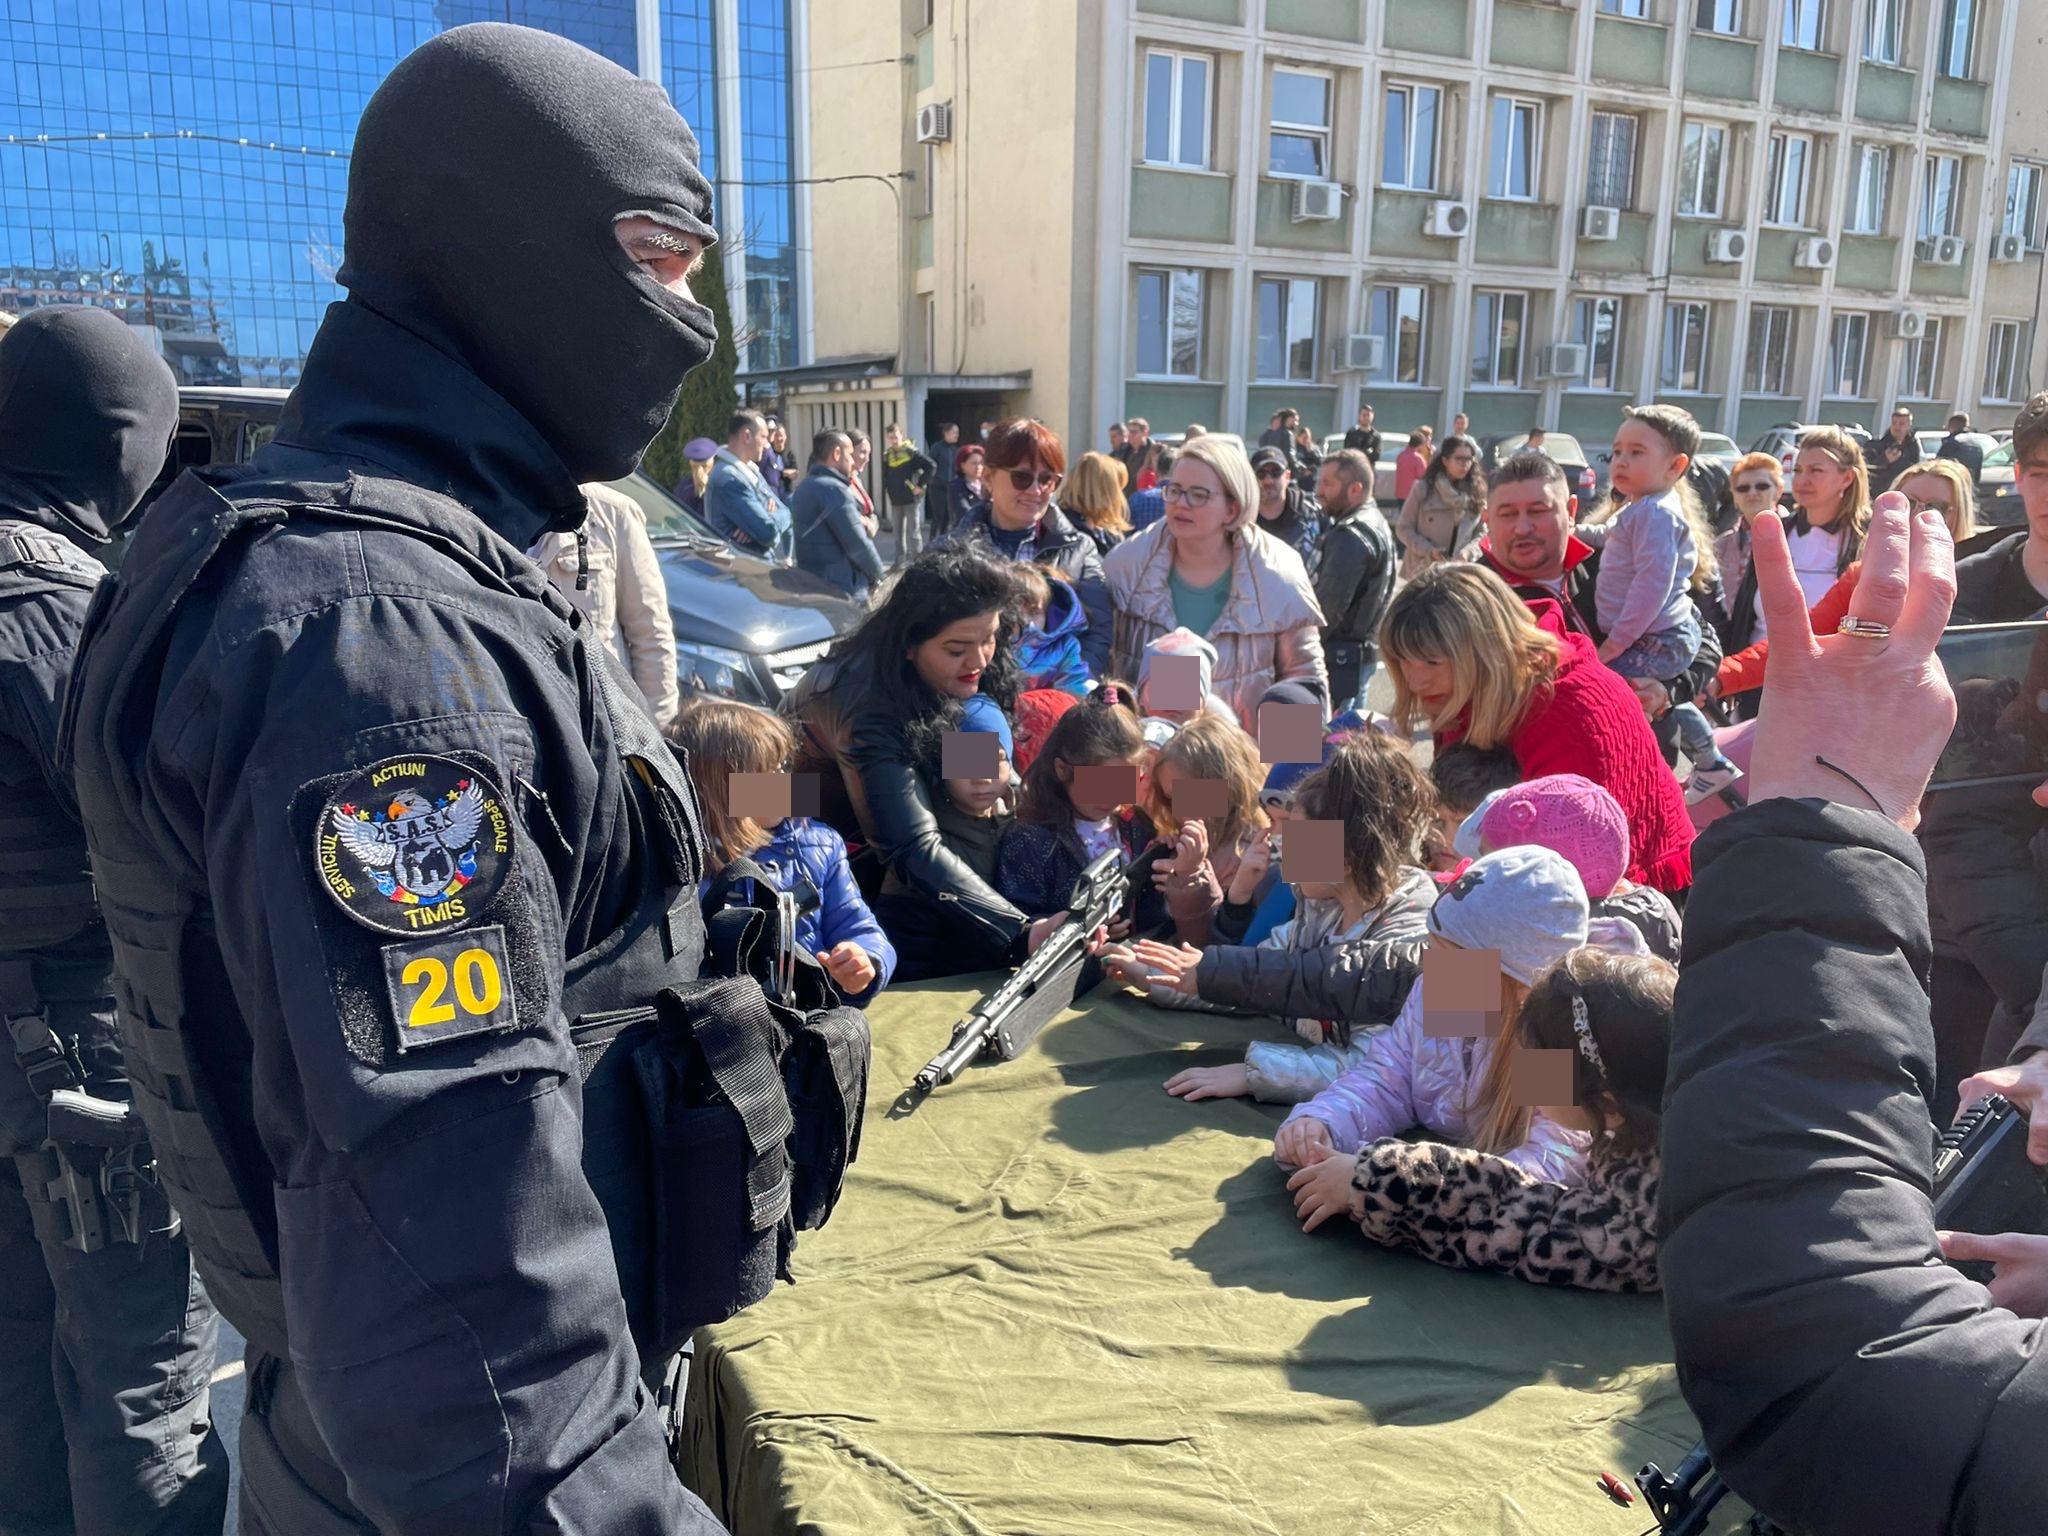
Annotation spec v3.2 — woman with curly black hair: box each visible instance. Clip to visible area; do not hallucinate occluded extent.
[785,546,1059,977]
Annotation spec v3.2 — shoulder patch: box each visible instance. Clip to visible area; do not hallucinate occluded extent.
[380,925,520,1052]
[315,754,514,935]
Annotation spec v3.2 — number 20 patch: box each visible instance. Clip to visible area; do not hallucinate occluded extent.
[379,924,519,1054]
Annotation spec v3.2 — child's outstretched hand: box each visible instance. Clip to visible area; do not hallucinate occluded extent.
[1165,1062,1251,1100]
[1228,831,1275,904]
[1274,1116,1334,1169]
[1287,1154,1360,1232]
[1129,938,1201,995]
[817,942,877,995]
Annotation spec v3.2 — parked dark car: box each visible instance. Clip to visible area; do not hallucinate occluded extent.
[1476,431,1598,506]
[133,387,862,708]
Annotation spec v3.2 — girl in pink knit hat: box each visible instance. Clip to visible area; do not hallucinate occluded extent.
[1456,773,1682,963]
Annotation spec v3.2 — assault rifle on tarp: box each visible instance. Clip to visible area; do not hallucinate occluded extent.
[1637,1093,2048,1535]
[911,846,1165,1095]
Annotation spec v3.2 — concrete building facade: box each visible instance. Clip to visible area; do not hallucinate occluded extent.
[801,0,2048,455]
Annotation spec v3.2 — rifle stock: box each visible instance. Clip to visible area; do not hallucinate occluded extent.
[912,851,1130,1094]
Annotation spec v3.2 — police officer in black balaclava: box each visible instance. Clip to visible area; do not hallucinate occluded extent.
[64,26,728,1533]
[0,307,229,1536]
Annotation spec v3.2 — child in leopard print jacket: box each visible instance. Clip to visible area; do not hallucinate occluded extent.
[1336,947,1673,1293]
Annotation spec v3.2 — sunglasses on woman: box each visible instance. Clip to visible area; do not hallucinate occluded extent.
[1733,479,1778,495]
[1004,468,1062,492]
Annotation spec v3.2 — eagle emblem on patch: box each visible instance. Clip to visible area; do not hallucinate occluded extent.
[315,755,513,934]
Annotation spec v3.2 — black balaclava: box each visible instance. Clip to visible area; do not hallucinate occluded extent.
[337,23,718,490]
[0,306,179,545]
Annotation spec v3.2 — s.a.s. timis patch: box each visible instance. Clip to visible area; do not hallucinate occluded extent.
[316,755,514,935]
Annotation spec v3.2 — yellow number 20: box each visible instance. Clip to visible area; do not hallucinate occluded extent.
[401,948,504,1029]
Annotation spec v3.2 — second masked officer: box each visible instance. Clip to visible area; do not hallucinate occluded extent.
[63,24,728,1535]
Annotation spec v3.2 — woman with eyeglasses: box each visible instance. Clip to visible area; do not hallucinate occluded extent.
[1725,428,1871,654]
[1103,433,1326,726]
[1395,432,1485,581]
[945,443,988,534]
[1712,452,1787,620]
[935,418,1113,676]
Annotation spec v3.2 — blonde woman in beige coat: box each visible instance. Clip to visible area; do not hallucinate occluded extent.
[1104,434,1326,726]
[1395,433,1486,578]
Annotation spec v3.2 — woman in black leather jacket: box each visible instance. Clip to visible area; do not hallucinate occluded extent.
[786,547,1052,980]
[1661,491,2048,1536]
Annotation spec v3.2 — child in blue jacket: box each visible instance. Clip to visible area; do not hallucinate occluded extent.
[1013,562,1092,697]
[672,700,895,1005]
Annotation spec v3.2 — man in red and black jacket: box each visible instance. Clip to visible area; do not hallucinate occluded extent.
[1472,451,1720,766]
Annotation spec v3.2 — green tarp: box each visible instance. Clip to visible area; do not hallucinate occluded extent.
[679,979,1736,1534]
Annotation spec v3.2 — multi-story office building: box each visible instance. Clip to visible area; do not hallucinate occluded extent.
[0,1,806,385]
[802,0,2048,453]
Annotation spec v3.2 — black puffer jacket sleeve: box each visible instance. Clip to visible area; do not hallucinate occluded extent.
[1918,780,2048,1025]
[1660,797,2048,1536]
[1194,868,1433,1028]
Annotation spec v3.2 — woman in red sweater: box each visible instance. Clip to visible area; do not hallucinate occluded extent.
[1383,562,1693,893]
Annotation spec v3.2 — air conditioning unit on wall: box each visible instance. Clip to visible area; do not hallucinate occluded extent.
[1335,334,1385,373]
[1794,236,1837,270]
[1292,179,1344,223]
[1888,309,1928,339]
[1426,200,1471,238]
[1539,342,1588,378]
[916,102,953,143]
[1707,228,1748,264]
[1580,206,1621,241]
[1991,232,2027,263]
[1916,234,1966,266]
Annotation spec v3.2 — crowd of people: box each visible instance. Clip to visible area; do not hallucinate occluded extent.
[7,21,2048,1536]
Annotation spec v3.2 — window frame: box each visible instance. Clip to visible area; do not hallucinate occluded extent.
[1660,300,1712,393]
[1824,311,1872,399]
[1676,121,1729,219]
[1570,295,1625,392]
[1598,0,1649,15]
[921,142,936,217]
[1939,0,1979,79]
[1254,275,1322,383]
[1470,288,1530,389]
[1763,130,1814,228]
[1781,0,1826,51]
[1380,82,1443,193]
[1368,284,1429,386]
[1898,315,1945,400]
[1921,152,1964,240]
[1267,65,1334,182]
[2005,162,2044,247]
[1134,266,1206,381]
[1984,320,2028,403]
[1744,304,1795,394]
[1142,47,1214,171]
[1586,110,1640,210]
[1487,94,1543,204]
[1846,142,1891,235]
[1695,0,1742,33]
[1863,0,1905,65]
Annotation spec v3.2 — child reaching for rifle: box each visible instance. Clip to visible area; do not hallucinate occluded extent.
[1101,732,1437,1103]
[674,700,895,1005]
[1453,773,1682,964]
[995,683,1156,918]
[1596,404,1742,805]
[1288,947,1673,1294]
[1271,844,1591,1183]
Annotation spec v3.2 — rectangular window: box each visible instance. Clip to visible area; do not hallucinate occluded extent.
[1470,290,1528,387]
[1985,320,2028,402]
[1570,296,1624,391]
[1695,0,1742,31]
[1586,111,1639,209]
[921,143,935,217]
[1744,305,1794,394]
[1922,153,1963,238]
[1764,132,1813,226]
[1488,96,1542,202]
[1677,122,1728,217]
[2006,163,2044,245]
[1268,68,1332,179]
[1940,0,1979,78]
[1782,0,1825,49]
[1899,316,1945,399]
[1846,143,1891,234]
[923,296,936,368]
[1661,301,1711,392]
[1864,0,1905,64]
[1381,84,1442,191]
[1825,312,1870,397]
[1255,277,1320,381]
[1135,268,1204,379]
[1368,284,1428,385]
[1599,0,1648,14]
[1143,49,1212,170]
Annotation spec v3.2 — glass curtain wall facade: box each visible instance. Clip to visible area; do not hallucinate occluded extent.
[0,0,795,385]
